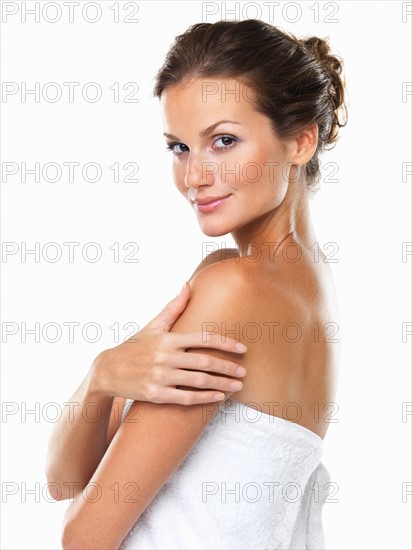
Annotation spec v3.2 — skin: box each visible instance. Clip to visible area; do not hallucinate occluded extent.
[45,252,246,501]
[60,76,341,549]
[162,76,341,431]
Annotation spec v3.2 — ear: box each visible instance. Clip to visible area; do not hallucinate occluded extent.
[291,123,319,165]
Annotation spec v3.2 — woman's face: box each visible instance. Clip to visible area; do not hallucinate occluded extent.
[160,76,297,237]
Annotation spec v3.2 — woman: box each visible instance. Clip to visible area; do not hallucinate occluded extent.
[49,19,347,549]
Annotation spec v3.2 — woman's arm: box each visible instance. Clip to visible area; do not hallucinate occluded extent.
[46,249,244,500]
[45,364,125,501]
[61,260,250,549]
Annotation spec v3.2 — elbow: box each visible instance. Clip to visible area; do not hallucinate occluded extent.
[45,460,84,501]
[45,463,64,501]
[47,483,66,502]
[44,466,69,501]
[45,468,82,502]
[45,453,65,501]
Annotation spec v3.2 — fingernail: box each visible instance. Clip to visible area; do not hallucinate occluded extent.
[213,393,225,401]
[230,380,243,390]
[236,366,247,376]
[177,282,187,296]
[236,342,247,352]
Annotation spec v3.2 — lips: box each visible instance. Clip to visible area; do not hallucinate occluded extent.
[191,194,232,213]
[192,194,231,205]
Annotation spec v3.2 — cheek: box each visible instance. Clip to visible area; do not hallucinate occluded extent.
[234,145,279,182]
[236,152,288,207]
[172,164,186,194]
[237,151,284,190]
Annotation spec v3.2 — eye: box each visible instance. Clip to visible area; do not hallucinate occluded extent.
[213,135,238,150]
[165,142,189,155]
[165,134,239,156]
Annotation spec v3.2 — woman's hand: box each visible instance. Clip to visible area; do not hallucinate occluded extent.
[90,281,248,405]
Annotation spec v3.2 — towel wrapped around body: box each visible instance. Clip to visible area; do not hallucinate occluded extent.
[119,396,331,550]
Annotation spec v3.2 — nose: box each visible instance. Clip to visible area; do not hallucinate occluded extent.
[184,152,214,190]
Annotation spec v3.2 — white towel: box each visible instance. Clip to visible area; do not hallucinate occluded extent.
[119,397,330,549]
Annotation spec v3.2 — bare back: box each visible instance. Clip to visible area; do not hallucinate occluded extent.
[220,244,341,440]
[106,245,340,445]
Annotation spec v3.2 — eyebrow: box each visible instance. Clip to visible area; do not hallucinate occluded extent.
[163,119,241,141]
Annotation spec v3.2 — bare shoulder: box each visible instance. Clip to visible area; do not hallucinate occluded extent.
[188,247,240,280]
[174,256,266,355]
[179,254,338,438]
[189,254,258,304]
[189,254,300,319]
[187,257,296,349]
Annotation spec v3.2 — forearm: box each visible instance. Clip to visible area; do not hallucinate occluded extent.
[45,358,115,500]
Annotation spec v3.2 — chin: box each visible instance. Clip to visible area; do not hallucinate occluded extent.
[198,222,231,238]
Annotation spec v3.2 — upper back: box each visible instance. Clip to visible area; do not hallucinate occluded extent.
[215,245,341,439]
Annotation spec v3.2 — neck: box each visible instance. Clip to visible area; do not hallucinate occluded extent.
[231,169,317,261]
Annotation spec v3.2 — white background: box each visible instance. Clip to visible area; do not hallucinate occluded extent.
[1,1,411,548]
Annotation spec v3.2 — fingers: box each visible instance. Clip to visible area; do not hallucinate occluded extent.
[157,387,230,406]
[145,282,191,332]
[166,351,247,378]
[171,331,248,354]
[172,369,244,393]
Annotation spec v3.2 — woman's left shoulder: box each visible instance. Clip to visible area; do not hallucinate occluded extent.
[189,255,258,297]
[188,257,279,324]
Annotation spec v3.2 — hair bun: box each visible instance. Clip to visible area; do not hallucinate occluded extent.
[299,36,347,145]
[301,36,341,78]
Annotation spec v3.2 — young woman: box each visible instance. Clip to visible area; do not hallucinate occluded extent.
[49,19,347,549]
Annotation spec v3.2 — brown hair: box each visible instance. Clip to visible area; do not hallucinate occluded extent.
[153,19,348,193]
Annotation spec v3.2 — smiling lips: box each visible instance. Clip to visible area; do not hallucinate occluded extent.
[192,194,232,213]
